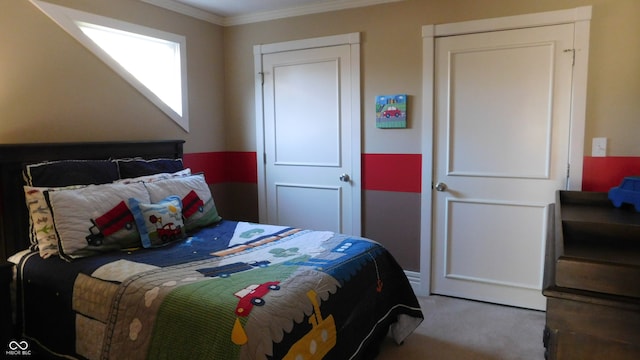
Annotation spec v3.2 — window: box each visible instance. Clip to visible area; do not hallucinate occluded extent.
[30,0,189,131]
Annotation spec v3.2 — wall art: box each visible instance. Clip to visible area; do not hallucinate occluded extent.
[376,94,407,128]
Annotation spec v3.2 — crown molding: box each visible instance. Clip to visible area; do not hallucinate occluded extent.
[141,0,225,25]
[143,0,404,26]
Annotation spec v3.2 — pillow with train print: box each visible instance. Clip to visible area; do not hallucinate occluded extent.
[46,182,149,261]
[142,173,222,233]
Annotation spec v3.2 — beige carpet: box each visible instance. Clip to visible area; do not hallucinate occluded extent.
[377,295,546,360]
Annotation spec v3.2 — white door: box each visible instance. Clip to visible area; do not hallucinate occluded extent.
[260,43,360,234]
[432,24,575,310]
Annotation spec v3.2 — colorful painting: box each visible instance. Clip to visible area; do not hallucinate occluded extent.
[376,94,407,128]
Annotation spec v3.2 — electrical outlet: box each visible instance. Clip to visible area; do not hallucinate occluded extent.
[592,137,607,157]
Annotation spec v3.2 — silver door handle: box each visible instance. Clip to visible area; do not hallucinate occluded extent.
[434,182,448,191]
[339,174,350,182]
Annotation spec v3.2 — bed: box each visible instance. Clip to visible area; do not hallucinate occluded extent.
[0,140,423,359]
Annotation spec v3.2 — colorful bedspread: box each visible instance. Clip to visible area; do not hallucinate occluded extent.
[18,221,423,359]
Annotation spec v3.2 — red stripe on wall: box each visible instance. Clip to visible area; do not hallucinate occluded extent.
[183,152,257,184]
[185,151,423,193]
[362,154,421,193]
[182,152,225,183]
[582,156,640,192]
[185,152,640,194]
[224,152,258,183]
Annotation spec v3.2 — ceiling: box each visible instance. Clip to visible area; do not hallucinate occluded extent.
[142,0,403,26]
[177,0,332,17]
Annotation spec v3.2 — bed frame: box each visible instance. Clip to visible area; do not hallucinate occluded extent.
[0,140,185,262]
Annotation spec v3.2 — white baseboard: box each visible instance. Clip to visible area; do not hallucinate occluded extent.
[405,270,427,296]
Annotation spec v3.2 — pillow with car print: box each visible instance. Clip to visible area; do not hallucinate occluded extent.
[129,196,186,248]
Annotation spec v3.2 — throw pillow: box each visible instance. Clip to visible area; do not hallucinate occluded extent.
[47,182,149,261]
[129,196,186,248]
[143,174,221,233]
[24,185,83,258]
[116,158,184,179]
[24,160,119,187]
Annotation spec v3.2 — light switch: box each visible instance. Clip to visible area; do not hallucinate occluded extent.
[592,137,607,157]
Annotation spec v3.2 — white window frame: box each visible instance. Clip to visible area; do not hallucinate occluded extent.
[30,0,189,132]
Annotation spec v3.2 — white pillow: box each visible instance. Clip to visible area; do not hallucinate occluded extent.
[143,174,221,233]
[23,185,84,259]
[47,182,150,261]
[114,168,191,184]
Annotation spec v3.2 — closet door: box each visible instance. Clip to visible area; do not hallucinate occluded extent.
[432,24,575,310]
[260,42,360,234]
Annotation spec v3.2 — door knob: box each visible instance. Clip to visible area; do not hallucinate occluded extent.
[339,174,350,182]
[434,182,448,192]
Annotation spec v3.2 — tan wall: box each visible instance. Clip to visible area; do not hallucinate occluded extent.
[224,0,640,156]
[0,0,225,154]
[2,0,639,269]
[3,0,638,155]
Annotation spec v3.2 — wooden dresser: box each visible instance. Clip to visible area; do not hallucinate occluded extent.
[543,191,640,359]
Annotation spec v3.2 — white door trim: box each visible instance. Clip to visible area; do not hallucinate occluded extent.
[418,7,591,297]
[254,33,362,235]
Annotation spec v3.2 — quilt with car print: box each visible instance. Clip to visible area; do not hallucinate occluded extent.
[18,220,423,360]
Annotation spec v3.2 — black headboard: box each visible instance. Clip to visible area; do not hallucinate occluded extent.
[0,140,185,261]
